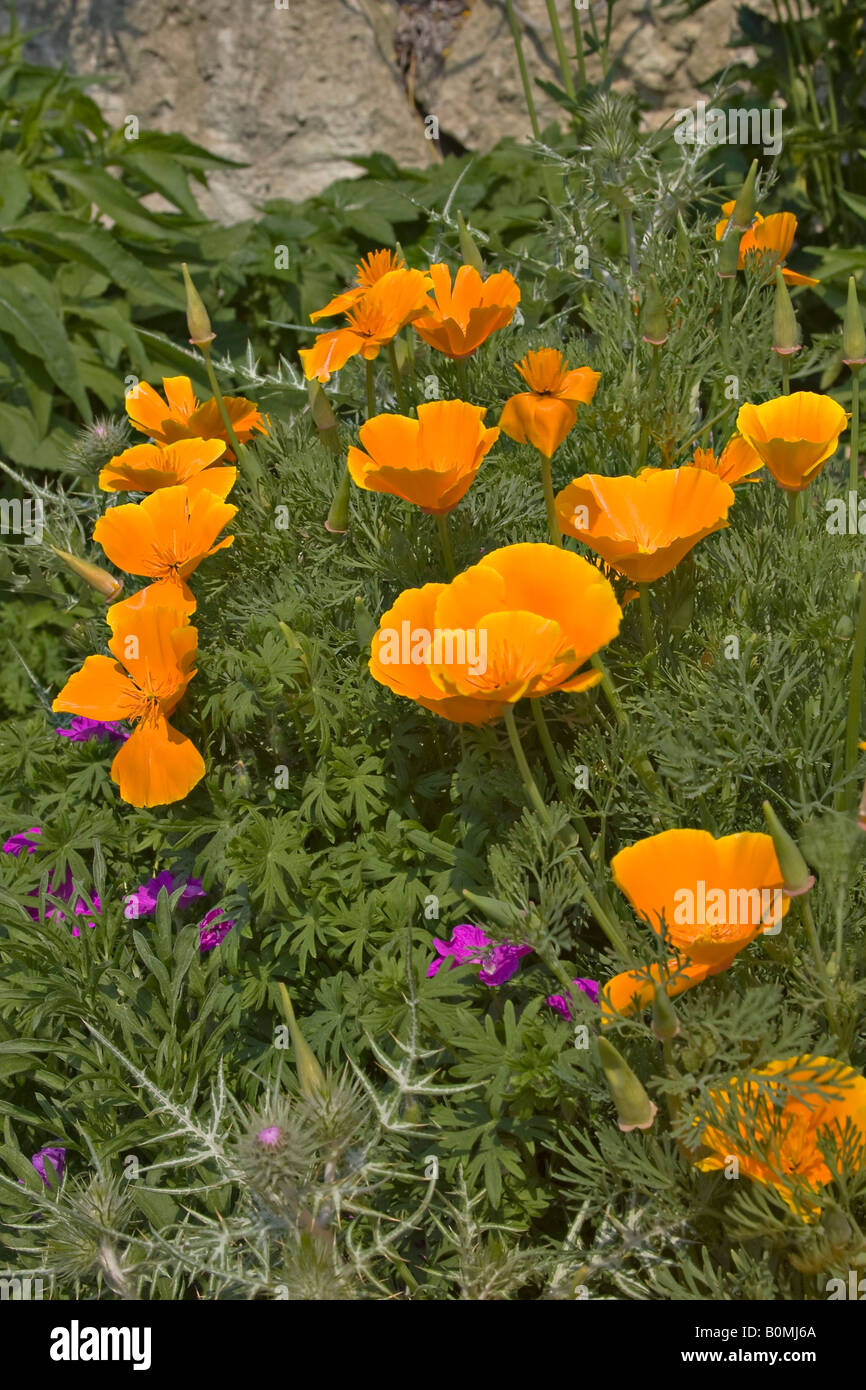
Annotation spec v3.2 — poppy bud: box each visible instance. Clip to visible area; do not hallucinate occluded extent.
[457,210,485,274]
[51,547,123,602]
[641,275,668,345]
[278,983,326,1100]
[181,263,216,347]
[762,800,816,896]
[597,1037,657,1132]
[651,982,680,1040]
[772,267,801,357]
[461,888,524,934]
[354,595,377,650]
[834,614,854,641]
[716,229,741,280]
[730,159,759,231]
[324,465,351,534]
[842,276,866,366]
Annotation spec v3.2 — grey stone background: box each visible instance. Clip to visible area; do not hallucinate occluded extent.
[13,0,771,221]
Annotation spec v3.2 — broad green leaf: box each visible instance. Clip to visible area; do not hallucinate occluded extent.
[0,270,91,420]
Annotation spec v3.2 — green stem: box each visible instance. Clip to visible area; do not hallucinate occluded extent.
[636,345,660,472]
[531,701,593,854]
[798,895,839,1036]
[590,653,673,815]
[545,0,576,100]
[539,451,563,546]
[781,354,792,396]
[571,2,587,90]
[721,277,734,370]
[842,567,866,811]
[365,359,377,420]
[506,0,541,138]
[849,366,861,496]
[503,705,630,959]
[436,512,456,579]
[387,340,408,413]
[202,344,263,488]
[639,585,655,666]
[786,491,802,530]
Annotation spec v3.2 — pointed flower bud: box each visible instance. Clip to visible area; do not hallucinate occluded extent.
[278,983,326,1100]
[731,159,759,231]
[716,228,741,280]
[457,210,485,274]
[641,275,668,345]
[842,276,866,366]
[651,982,680,1040]
[597,1037,657,1132]
[51,548,123,602]
[762,800,816,897]
[325,465,351,534]
[772,267,801,357]
[181,262,216,347]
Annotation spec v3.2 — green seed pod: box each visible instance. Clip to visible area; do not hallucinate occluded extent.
[597,1037,658,1132]
[762,800,815,897]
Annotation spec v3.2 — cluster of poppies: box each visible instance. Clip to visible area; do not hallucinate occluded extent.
[52,377,266,808]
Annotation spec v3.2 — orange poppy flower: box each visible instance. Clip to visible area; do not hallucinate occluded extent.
[347,401,499,514]
[695,1056,866,1216]
[715,203,818,287]
[412,263,520,359]
[601,958,714,1025]
[125,376,267,462]
[689,435,763,485]
[601,827,789,1021]
[93,484,236,613]
[369,543,621,720]
[736,392,849,492]
[310,248,406,322]
[499,349,601,458]
[555,467,734,583]
[52,591,204,807]
[98,439,227,494]
[299,268,433,382]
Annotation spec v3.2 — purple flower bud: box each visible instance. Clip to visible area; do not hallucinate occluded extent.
[257,1126,280,1147]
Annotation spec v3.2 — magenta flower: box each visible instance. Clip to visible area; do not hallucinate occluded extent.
[4,829,99,936]
[31,1147,66,1186]
[124,869,206,919]
[547,978,599,1019]
[427,923,532,987]
[199,908,234,952]
[56,717,129,743]
[3,826,41,856]
[257,1126,280,1146]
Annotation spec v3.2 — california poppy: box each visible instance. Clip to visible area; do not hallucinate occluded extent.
[695,1056,866,1216]
[125,376,267,461]
[499,349,600,459]
[310,248,406,322]
[601,827,789,1022]
[299,268,433,382]
[715,204,819,287]
[347,401,499,514]
[736,392,849,492]
[93,484,236,613]
[52,591,204,807]
[413,263,520,359]
[555,467,734,583]
[98,438,227,494]
[689,435,763,485]
[369,543,621,720]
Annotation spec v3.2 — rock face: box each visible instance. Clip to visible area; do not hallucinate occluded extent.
[14,0,771,222]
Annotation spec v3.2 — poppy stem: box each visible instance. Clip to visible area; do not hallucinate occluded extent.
[387,340,408,413]
[842,567,866,811]
[849,365,861,496]
[786,491,802,529]
[781,354,792,396]
[201,344,264,488]
[503,706,631,959]
[797,895,840,1036]
[639,585,656,667]
[545,0,576,101]
[505,0,541,139]
[324,464,351,534]
[720,277,734,369]
[531,700,592,851]
[436,513,456,579]
[590,653,673,815]
[538,452,563,546]
[365,359,377,420]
